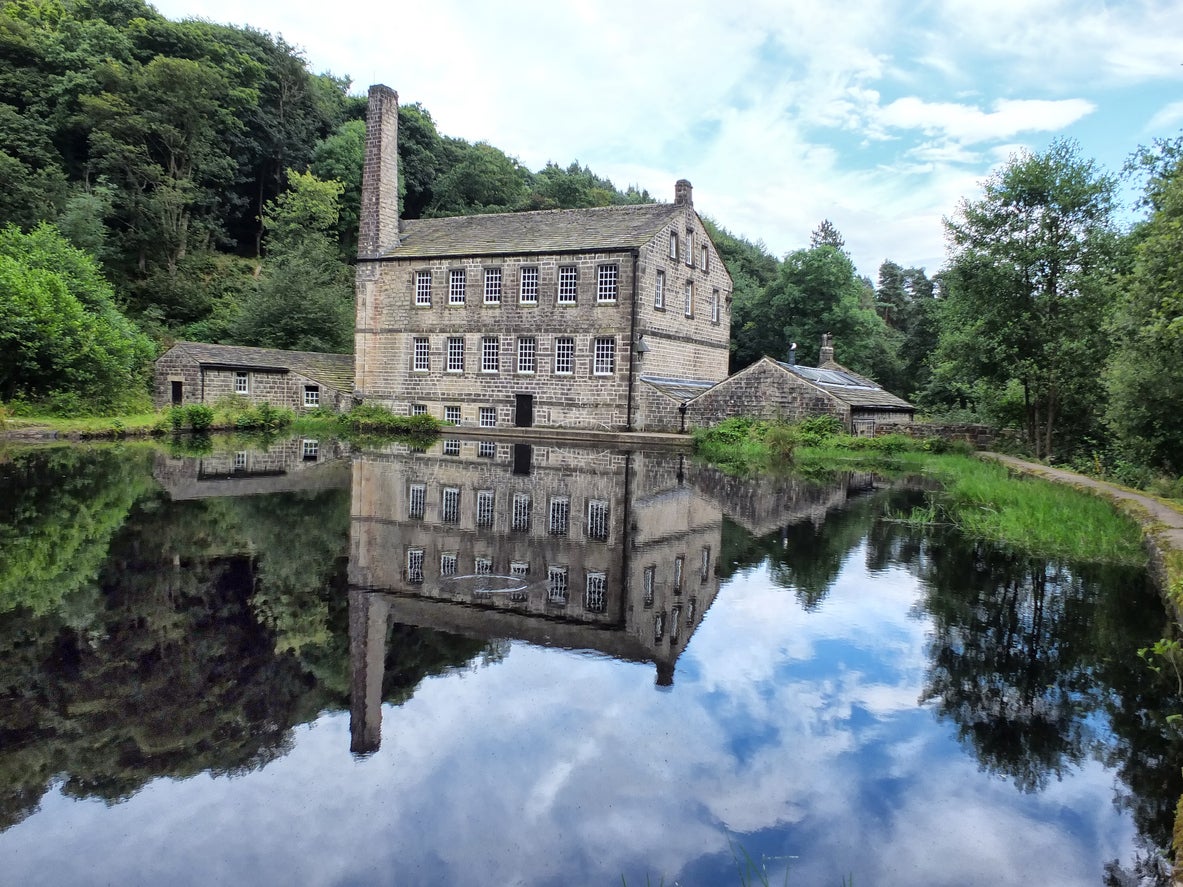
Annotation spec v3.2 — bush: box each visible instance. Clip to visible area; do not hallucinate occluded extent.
[185,404,214,431]
[343,403,442,435]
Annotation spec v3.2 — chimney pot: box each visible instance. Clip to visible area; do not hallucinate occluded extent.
[819,333,834,365]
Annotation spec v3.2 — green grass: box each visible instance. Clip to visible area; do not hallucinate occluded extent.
[694,417,1145,566]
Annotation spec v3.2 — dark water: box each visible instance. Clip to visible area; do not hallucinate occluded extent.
[0,436,1179,886]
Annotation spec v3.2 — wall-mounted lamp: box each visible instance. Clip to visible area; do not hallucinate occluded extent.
[636,336,651,355]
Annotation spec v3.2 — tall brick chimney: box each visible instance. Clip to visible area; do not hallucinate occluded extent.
[674,179,693,207]
[358,84,399,258]
[819,332,834,365]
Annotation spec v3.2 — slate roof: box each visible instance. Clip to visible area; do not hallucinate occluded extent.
[167,342,354,392]
[640,375,720,403]
[383,203,685,258]
[775,360,914,411]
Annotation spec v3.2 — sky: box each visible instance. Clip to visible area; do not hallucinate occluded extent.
[149,0,1183,279]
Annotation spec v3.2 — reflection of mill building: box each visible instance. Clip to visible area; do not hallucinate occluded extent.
[348,440,724,754]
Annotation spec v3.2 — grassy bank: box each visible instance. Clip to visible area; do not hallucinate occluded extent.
[694,417,1145,566]
[1,400,442,442]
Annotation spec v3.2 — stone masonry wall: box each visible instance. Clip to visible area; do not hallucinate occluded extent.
[634,205,732,383]
[153,350,201,408]
[632,381,687,433]
[357,249,639,430]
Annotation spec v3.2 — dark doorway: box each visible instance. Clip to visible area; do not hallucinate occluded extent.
[171,381,184,404]
[512,444,533,476]
[514,394,534,428]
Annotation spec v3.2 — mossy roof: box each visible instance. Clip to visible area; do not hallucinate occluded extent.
[165,342,354,392]
[382,203,685,258]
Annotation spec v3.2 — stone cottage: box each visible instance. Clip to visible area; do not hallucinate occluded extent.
[683,334,914,434]
[353,84,733,432]
[154,341,354,413]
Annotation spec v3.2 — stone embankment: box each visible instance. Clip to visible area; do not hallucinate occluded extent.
[980,453,1183,882]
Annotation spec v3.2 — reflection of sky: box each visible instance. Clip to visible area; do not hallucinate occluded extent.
[0,543,1140,886]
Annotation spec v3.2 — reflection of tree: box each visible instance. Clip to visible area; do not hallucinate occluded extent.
[0,447,157,615]
[0,455,490,832]
[917,530,1183,858]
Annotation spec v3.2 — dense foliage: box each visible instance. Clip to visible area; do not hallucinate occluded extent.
[1,2,1181,488]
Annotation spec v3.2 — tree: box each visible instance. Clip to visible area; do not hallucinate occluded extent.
[0,223,153,410]
[809,218,846,251]
[232,170,352,352]
[938,140,1119,459]
[1105,151,1183,472]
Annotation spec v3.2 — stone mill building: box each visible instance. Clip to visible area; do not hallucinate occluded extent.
[353,84,734,433]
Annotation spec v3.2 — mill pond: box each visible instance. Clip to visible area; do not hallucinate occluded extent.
[0,436,1179,886]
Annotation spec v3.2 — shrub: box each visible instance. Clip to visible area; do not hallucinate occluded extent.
[168,405,185,432]
[344,403,442,435]
[185,404,214,431]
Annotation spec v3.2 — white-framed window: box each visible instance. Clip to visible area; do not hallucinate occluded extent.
[415,270,432,306]
[449,268,466,305]
[685,230,694,267]
[412,403,427,416]
[655,270,665,309]
[643,565,655,607]
[413,336,430,371]
[593,337,615,376]
[673,555,684,593]
[684,281,694,317]
[484,267,502,304]
[688,597,697,624]
[517,336,536,373]
[669,230,678,260]
[548,566,569,604]
[587,499,609,541]
[558,266,577,304]
[585,572,607,613]
[512,492,531,532]
[477,440,496,458]
[596,264,618,303]
[479,406,496,428]
[440,552,457,576]
[408,483,426,519]
[475,557,492,576]
[654,611,664,641]
[476,490,494,527]
[549,497,569,536]
[441,487,460,523]
[302,439,319,461]
[701,546,711,580]
[481,336,499,373]
[233,451,248,471]
[443,438,461,456]
[447,337,464,373]
[554,337,574,374]
[700,245,709,272]
[510,561,529,577]
[711,288,720,324]
[519,266,538,304]
[407,548,424,583]
[670,604,681,642]
[304,386,320,407]
[235,371,248,394]
[444,405,461,424]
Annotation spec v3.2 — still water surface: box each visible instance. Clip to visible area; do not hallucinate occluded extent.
[0,436,1178,886]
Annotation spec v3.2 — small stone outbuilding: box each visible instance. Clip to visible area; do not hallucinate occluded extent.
[154,341,353,413]
[650,334,914,434]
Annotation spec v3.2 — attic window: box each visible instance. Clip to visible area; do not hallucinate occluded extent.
[685,230,694,267]
[700,245,708,272]
[669,230,678,260]
[304,385,320,407]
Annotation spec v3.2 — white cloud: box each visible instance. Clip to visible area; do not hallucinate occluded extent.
[1146,101,1183,134]
[877,97,1096,144]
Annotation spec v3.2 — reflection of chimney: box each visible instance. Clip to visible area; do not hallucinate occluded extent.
[655,660,675,687]
[349,588,389,756]
[674,179,693,207]
[358,84,400,259]
[819,332,834,365]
